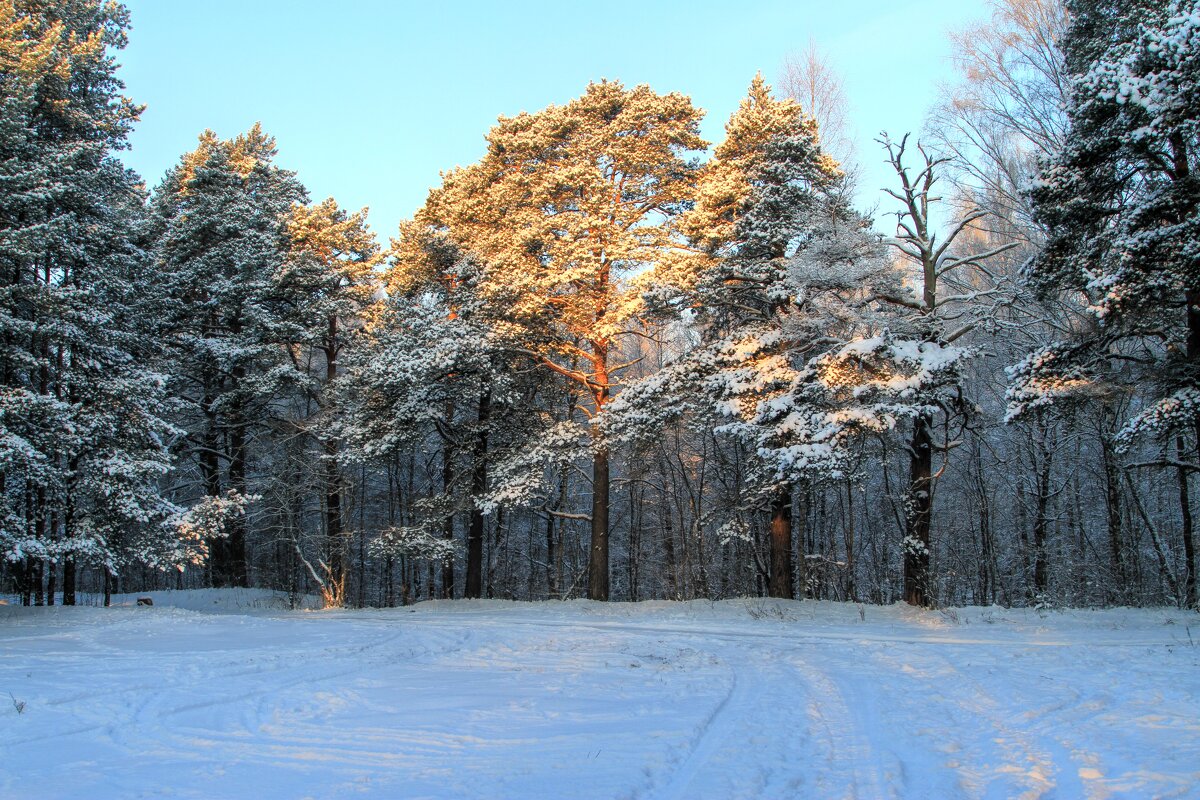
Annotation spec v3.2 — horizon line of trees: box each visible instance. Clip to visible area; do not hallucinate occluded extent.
[2,0,1197,610]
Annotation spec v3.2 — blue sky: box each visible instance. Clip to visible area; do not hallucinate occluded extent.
[117,0,990,238]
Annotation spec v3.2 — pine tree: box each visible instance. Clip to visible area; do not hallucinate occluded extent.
[608,76,862,600]
[414,80,707,600]
[383,228,499,600]
[150,125,307,588]
[0,1,225,603]
[269,198,381,606]
[1017,0,1200,606]
[340,263,528,602]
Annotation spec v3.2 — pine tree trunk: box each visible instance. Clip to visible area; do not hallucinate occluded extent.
[227,413,249,588]
[384,555,395,608]
[1177,436,1197,608]
[62,557,75,606]
[628,482,641,602]
[904,413,933,606]
[1033,419,1054,596]
[587,342,611,602]
[545,509,557,599]
[224,312,250,588]
[975,450,995,605]
[845,478,855,602]
[588,445,610,601]
[465,385,490,599]
[768,484,794,599]
[324,435,345,606]
[19,489,32,605]
[1100,426,1126,600]
[18,556,30,607]
[662,475,678,599]
[796,484,809,599]
[1183,285,1200,608]
[545,512,558,600]
[441,436,455,600]
[1033,471,1051,596]
[33,487,45,605]
[32,560,43,606]
[200,394,227,586]
[321,325,347,607]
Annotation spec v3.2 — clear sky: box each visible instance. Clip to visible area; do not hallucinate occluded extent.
[116,0,991,238]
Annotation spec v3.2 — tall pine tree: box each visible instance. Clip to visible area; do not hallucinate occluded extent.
[150,125,307,588]
[1016,0,1200,605]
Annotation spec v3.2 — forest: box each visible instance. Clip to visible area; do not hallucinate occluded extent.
[2,0,1199,612]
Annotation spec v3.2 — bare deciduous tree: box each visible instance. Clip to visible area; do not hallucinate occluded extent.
[778,39,859,188]
[926,0,1070,237]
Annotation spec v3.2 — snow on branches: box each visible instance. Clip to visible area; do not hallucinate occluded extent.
[369,526,458,564]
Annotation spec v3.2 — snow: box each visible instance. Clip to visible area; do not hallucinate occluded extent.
[2,590,1199,799]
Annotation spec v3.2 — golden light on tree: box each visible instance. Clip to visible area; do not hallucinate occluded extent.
[397,80,707,600]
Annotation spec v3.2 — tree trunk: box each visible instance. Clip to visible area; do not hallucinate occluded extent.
[441,436,455,600]
[974,445,995,605]
[588,343,611,601]
[628,482,642,602]
[33,487,45,605]
[1177,436,1197,608]
[904,413,933,606]
[18,557,31,607]
[796,485,809,599]
[320,327,346,607]
[1184,286,1200,608]
[1100,426,1126,601]
[19,489,32,605]
[545,510,557,600]
[1033,420,1055,596]
[662,478,678,599]
[844,478,855,602]
[768,484,795,599]
[588,446,610,600]
[200,394,227,586]
[227,412,249,588]
[45,558,56,606]
[62,557,76,606]
[324,435,345,606]
[224,308,250,588]
[32,560,43,606]
[465,385,490,599]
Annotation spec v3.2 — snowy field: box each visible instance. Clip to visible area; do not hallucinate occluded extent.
[2,591,1199,800]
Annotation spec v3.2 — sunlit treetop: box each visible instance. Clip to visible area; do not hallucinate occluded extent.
[402,79,709,351]
[0,0,140,143]
[680,73,840,257]
[165,122,282,192]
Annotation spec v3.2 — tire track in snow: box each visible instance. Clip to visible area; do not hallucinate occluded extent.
[649,658,742,800]
[784,649,895,799]
[839,640,1087,798]
[406,613,1132,798]
[98,624,474,763]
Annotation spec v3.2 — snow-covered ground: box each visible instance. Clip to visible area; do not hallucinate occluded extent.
[2,591,1198,799]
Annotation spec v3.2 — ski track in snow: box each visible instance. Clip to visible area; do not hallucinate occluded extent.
[1,592,1199,800]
